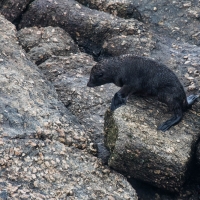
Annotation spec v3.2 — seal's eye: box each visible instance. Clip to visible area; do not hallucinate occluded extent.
[95,73,103,78]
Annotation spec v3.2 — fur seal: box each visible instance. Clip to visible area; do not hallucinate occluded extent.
[87,54,199,132]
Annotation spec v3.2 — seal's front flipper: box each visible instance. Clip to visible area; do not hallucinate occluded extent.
[158,114,182,132]
[110,85,133,111]
[187,94,199,105]
[111,93,127,111]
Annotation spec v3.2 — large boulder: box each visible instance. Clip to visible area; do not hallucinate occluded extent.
[0,0,32,22]
[0,15,138,199]
[17,26,79,64]
[17,26,119,150]
[104,95,200,192]
[79,0,200,46]
[0,16,86,149]
[19,0,145,55]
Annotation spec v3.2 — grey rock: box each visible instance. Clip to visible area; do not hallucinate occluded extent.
[17,26,117,160]
[0,15,138,199]
[104,95,200,192]
[102,34,200,193]
[39,54,119,143]
[0,16,87,149]
[128,0,200,46]
[0,138,138,199]
[150,36,200,95]
[76,0,142,20]
[103,33,156,57]
[19,0,145,55]
[0,0,32,22]
[17,26,79,64]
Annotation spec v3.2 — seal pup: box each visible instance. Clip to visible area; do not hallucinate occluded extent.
[87,54,199,132]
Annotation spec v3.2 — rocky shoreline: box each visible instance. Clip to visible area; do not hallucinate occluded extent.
[0,0,200,199]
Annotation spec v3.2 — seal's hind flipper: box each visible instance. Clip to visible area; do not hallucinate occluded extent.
[158,115,182,132]
[111,93,127,111]
[187,94,199,105]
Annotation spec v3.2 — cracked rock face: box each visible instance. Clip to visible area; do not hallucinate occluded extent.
[0,15,138,199]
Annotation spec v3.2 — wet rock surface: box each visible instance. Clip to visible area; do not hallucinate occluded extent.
[0,15,138,199]
[103,33,156,57]
[49,0,200,46]
[38,54,118,144]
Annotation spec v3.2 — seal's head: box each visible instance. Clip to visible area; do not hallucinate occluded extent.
[87,62,113,87]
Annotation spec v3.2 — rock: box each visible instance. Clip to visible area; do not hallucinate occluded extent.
[150,37,200,95]
[76,0,142,20]
[0,138,138,199]
[0,14,138,199]
[11,0,200,197]
[17,26,79,64]
[19,0,145,55]
[103,33,156,57]
[17,26,118,159]
[125,0,200,46]
[187,7,200,20]
[17,26,118,143]
[104,95,200,192]
[0,0,32,22]
[38,54,119,144]
[17,22,200,195]
[0,15,87,149]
